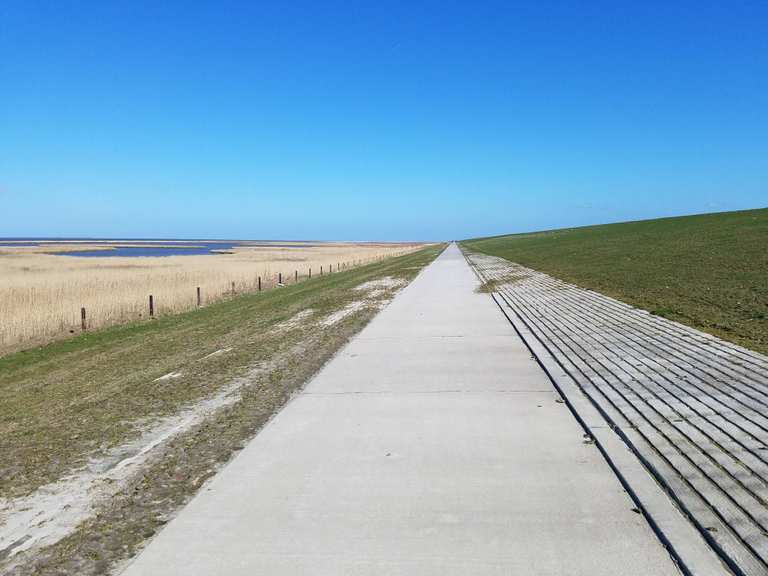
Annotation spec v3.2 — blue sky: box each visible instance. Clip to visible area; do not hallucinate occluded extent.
[1,1,766,240]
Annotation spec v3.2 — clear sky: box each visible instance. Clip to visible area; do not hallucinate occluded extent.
[1,1,766,240]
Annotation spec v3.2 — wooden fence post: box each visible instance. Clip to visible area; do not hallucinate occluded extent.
[295,270,298,283]
[81,307,87,331]
[278,272,282,284]
[149,295,154,318]
[258,276,262,291]
[309,267,312,278]
[196,286,201,307]
[231,281,235,295]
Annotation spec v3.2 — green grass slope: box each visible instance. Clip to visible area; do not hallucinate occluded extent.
[462,208,768,355]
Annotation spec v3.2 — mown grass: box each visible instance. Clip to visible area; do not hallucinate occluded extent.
[462,208,768,355]
[0,245,444,499]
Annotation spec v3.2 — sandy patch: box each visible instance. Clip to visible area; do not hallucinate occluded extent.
[320,301,369,327]
[320,277,407,327]
[274,309,314,332]
[201,347,233,360]
[354,277,406,292]
[0,377,254,561]
[355,276,407,299]
[153,371,182,382]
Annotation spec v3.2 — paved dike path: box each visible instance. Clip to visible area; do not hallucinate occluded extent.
[123,244,715,575]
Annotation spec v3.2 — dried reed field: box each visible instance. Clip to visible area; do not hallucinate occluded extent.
[0,242,424,355]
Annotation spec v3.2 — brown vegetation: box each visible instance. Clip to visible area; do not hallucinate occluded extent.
[0,242,424,354]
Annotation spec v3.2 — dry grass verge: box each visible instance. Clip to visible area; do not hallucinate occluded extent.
[0,242,424,355]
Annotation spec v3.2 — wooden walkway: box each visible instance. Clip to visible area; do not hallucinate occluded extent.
[465,249,768,576]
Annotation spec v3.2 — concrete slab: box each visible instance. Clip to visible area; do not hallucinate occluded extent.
[306,336,548,394]
[121,244,681,576]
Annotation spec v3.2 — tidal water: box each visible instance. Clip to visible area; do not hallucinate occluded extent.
[0,239,319,257]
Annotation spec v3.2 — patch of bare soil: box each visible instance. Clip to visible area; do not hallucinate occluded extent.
[475,273,531,293]
[273,309,314,332]
[0,371,251,561]
[320,277,406,327]
[354,277,406,293]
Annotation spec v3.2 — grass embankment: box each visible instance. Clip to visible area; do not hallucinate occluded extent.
[462,208,768,355]
[2,244,443,574]
[0,245,442,499]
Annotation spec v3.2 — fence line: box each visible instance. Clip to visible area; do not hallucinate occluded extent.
[75,250,411,331]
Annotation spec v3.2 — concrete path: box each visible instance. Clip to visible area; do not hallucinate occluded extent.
[469,249,768,575]
[122,244,680,575]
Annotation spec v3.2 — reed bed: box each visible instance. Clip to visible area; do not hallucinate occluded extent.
[0,242,423,355]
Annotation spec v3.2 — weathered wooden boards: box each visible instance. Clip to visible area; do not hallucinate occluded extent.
[466,250,768,576]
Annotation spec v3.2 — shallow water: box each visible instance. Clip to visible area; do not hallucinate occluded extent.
[0,239,320,257]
